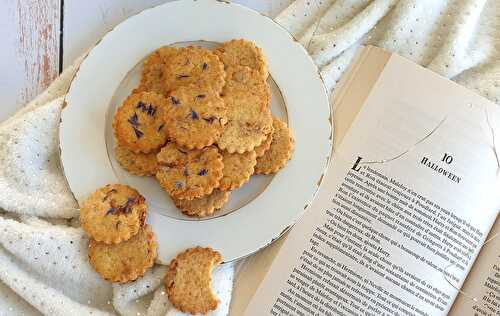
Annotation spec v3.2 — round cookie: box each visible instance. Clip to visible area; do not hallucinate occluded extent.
[165,85,227,149]
[217,91,273,153]
[165,247,222,315]
[254,129,273,158]
[156,143,223,200]
[89,225,157,283]
[223,66,271,108]
[255,118,294,174]
[115,146,159,176]
[214,39,268,80]
[173,189,230,218]
[113,91,169,154]
[135,46,179,95]
[219,150,257,191]
[163,46,225,93]
[80,184,147,244]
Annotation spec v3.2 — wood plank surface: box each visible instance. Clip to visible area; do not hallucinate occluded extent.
[0,0,60,122]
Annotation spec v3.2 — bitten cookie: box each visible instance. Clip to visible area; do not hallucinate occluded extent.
[165,247,222,315]
[254,128,273,158]
[113,91,169,154]
[115,146,159,176]
[89,225,157,283]
[223,66,271,107]
[255,118,294,174]
[214,39,268,80]
[217,91,272,153]
[135,46,179,95]
[80,184,147,244]
[156,143,223,200]
[173,189,230,218]
[165,85,227,149]
[163,46,226,93]
[219,150,257,191]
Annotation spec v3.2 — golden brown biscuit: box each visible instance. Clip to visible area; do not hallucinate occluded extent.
[156,143,223,200]
[113,91,169,154]
[89,225,157,283]
[219,151,256,191]
[255,118,294,174]
[215,39,268,80]
[135,46,179,95]
[165,85,227,149]
[163,46,225,93]
[80,184,147,244]
[164,247,222,314]
[115,146,159,176]
[222,66,271,107]
[254,129,273,158]
[173,189,230,218]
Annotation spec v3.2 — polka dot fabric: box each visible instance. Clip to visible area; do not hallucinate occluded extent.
[2,1,500,315]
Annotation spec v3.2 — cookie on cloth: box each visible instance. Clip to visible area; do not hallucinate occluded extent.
[255,118,294,174]
[165,85,227,149]
[163,46,226,93]
[135,46,179,95]
[222,66,271,107]
[164,247,222,315]
[115,146,159,176]
[156,143,223,200]
[215,39,268,80]
[217,91,272,154]
[113,91,169,154]
[219,150,257,191]
[173,189,230,218]
[80,184,147,244]
[89,225,157,283]
[253,128,273,158]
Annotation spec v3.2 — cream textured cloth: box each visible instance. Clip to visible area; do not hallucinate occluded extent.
[1,0,500,315]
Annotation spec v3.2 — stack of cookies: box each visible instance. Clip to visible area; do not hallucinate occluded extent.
[113,39,294,217]
[80,184,158,283]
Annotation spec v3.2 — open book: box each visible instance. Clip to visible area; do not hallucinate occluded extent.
[243,46,500,316]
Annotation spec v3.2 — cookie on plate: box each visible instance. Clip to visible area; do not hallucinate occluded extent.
[89,225,157,283]
[173,189,230,218]
[219,150,257,191]
[80,184,147,244]
[215,39,268,80]
[165,247,222,315]
[253,128,273,158]
[163,46,226,93]
[165,85,227,149]
[255,118,294,174]
[217,91,272,154]
[156,143,223,200]
[135,46,179,95]
[115,146,159,176]
[223,66,271,107]
[113,91,169,154]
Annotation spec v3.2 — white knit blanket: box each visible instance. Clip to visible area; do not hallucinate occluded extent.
[1,1,499,315]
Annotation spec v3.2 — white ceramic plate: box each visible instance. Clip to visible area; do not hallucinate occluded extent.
[60,0,331,263]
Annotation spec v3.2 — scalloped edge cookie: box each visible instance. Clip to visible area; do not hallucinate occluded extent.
[173,189,230,218]
[115,146,159,176]
[254,118,294,174]
[219,150,256,191]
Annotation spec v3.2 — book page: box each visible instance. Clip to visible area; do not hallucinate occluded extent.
[244,48,500,316]
[450,216,500,316]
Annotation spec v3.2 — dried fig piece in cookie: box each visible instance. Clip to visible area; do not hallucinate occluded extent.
[113,91,169,154]
[115,146,159,176]
[215,39,268,80]
[219,150,256,191]
[163,46,226,93]
[135,46,179,95]
[89,225,157,283]
[165,85,227,149]
[255,118,294,174]
[156,143,223,200]
[173,189,230,218]
[217,91,272,154]
[80,184,147,244]
[164,247,222,315]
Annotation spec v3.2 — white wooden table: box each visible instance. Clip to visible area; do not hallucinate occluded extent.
[0,0,292,122]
